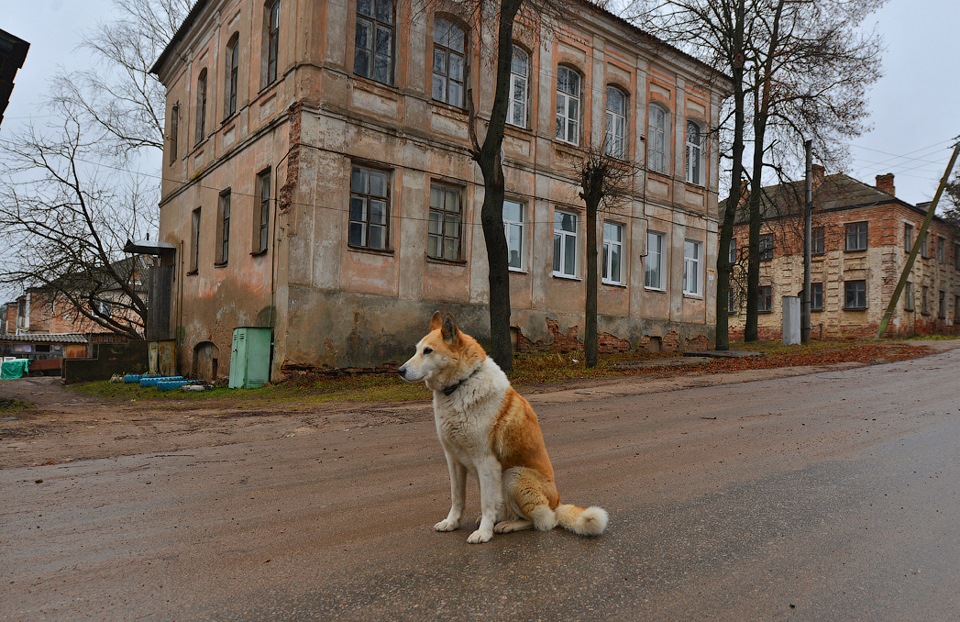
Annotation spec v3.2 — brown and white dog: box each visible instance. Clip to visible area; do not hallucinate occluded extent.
[399,312,608,544]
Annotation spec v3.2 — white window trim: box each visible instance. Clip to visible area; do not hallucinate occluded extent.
[604,86,627,159]
[647,105,668,174]
[555,66,581,145]
[503,199,525,272]
[553,209,579,278]
[685,120,704,186]
[507,47,529,129]
[683,239,703,297]
[644,230,665,291]
[602,221,625,285]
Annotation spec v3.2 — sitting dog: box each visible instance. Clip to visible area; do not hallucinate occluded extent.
[399,312,608,544]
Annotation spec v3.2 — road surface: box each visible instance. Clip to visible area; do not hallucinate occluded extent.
[3,348,960,621]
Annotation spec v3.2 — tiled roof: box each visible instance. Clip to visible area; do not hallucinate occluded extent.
[0,333,88,344]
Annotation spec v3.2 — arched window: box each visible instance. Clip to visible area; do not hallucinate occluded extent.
[225,34,240,117]
[508,46,529,128]
[555,66,581,145]
[685,120,704,185]
[262,0,280,87]
[605,86,628,158]
[432,17,466,108]
[647,104,667,174]
[195,69,207,144]
[354,0,394,85]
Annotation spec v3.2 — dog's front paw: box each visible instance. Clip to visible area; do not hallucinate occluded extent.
[434,518,460,532]
[467,528,493,544]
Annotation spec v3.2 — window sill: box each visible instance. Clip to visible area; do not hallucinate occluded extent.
[250,249,268,257]
[647,169,671,180]
[683,292,704,300]
[644,286,666,293]
[221,111,239,129]
[348,245,394,257]
[430,99,468,117]
[508,267,528,274]
[844,248,868,253]
[214,261,228,269]
[758,310,773,314]
[843,307,868,312]
[552,273,580,281]
[186,269,198,276]
[427,256,466,266]
[602,281,626,288]
[351,74,399,96]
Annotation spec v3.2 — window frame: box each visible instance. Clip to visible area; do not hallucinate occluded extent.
[811,226,825,255]
[811,282,823,312]
[349,165,391,251]
[431,17,467,108]
[758,285,773,313]
[759,233,774,261]
[602,221,624,285]
[507,46,529,128]
[354,0,395,86]
[428,182,463,262]
[904,223,913,253]
[262,0,281,88]
[921,284,930,315]
[503,199,525,271]
[904,281,915,311]
[937,236,945,264]
[939,290,946,319]
[604,86,628,159]
[216,189,232,266]
[254,168,271,254]
[644,230,665,290]
[682,239,703,297]
[552,209,579,278]
[555,65,581,145]
[195,69,207,145]
[647,104,668,174]
[189,207,201,274]
[844,279,867,310]
[844,221,868,252]
[169,102,180,164]
[685,119,704,185]
[921,232,929,258]
[225,33,240,118]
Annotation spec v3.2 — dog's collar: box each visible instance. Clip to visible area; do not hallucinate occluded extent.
[441,366,481,397]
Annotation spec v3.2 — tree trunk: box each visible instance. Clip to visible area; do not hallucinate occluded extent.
[584,198,599,367]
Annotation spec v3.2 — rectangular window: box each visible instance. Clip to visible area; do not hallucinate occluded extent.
[938,236,945,264]
[432,18,466,107]
[169,103,179,164]
[922,285,930,315]
[225,37,239,118]
[683,239,702,297]
[904,223,913,253]
[604,87,627,159]
[685,121,703,185]
[921,233,929,258]
[350,166,390,250]
[955,295,960,321]
[844,280,866,310]
[190,208,201,273]
[195,69,207,144]
[553,210,578,277]
[939,290,946,318]
[216,189,231,265]
[727,285,737,314]
[758,285,772,313]
[555,66,580,145]
[602,222,624,285]
[355,0,394,85]
[811,282,823,311]
[254,168,271,253]
[812,226,824,255]
[645,231,664,290]
[428,183,462,261]
[904,281,914,311]
[647,105,667,174]
[845,222,868,251]
[507,47,529,128]
[727,238,737,265]
[955,242,960,270]
[263,0,280,87]
[759,233,773,261]
[503,200,525,270]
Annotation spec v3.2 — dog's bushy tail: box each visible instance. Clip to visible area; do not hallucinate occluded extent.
[555,504,609,536]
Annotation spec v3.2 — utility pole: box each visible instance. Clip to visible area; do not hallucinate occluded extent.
[876,138,960,339]
[801,140,812,344]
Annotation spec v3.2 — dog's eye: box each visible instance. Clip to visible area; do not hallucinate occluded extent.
[423,347,433,355]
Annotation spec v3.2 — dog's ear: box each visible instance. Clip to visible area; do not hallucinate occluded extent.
[441,313,459,344]
[430,311,443,331]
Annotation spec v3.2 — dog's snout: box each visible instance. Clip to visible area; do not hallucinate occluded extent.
[398,366,407,378]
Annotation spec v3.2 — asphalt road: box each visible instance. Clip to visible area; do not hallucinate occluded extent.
[3,349,960,621]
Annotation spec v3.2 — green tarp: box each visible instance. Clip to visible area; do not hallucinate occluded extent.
[1,359,29,380]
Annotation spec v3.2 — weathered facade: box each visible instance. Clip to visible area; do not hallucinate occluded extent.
[727,168,960,340]
[152,0,732,379]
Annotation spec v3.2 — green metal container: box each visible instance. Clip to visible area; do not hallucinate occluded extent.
[228,327,272,389]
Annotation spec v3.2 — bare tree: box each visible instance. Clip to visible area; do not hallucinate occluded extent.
[575,145,638,367]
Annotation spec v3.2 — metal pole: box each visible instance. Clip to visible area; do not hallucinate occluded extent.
[802,140,812,344]
[876,139,960,339]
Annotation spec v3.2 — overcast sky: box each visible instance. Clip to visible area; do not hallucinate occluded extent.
[1,0,957,204]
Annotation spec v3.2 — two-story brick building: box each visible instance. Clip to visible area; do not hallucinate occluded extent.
[726,167,960,340]
[150,0,732,379]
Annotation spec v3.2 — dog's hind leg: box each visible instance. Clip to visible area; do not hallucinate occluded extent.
[501,467,558,532]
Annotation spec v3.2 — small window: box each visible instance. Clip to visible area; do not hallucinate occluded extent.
[503,199,525,270]
[812,227,824,255]
[937,236,945,264]
[507,47,529,128]
[355,0,394,85]
[904,223,913,253]
[432,18,466,107]
[602,222,624,285]
[683,239,702,297]
[647,105,668,174]
[904,281,914,311]
[844,280,867,310]
[811,282,823,311]
[939,290,946,318]
[216,189,231,265]
[645,231,665,290]
[190,208,201,273]
[169,102,180,164]
[262,0,281,87]
[727,286,738,314]
[758,285,773,313]
[225,34,240,118]
[727,238,737,265]
[555,66,581,145]
[350,166,390,250]
[921,285,930,315]
[604,86,627,158]
[428,183,462,261]
[553,210,578,277]
[921,233,929,258]
[955,295,960,322]
[685,120,704,185]
[195,69,207,144]
[254,168,271,253]
[955,242,960,270]
[759,233,774,261]
[845,222,867,251]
